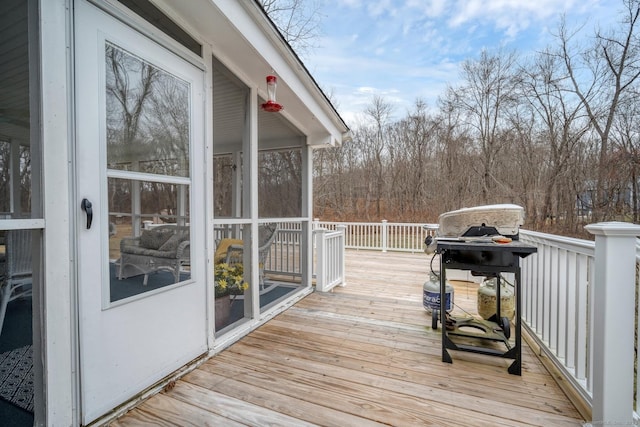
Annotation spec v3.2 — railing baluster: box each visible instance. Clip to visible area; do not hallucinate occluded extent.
[575,253,588,383]
[586,255,595,396]
[557,248,568,361]
[544,242,550,339]
[549,246,559,352]
[532,242,542,333]
[565,251,577,370]
[382,220,388,252]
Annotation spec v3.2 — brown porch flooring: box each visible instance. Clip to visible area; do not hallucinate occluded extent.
[112,250,585,426]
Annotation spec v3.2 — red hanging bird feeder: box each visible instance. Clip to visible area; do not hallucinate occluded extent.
[261,75,283,112]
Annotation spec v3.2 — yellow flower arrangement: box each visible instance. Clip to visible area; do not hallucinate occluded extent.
[214,262,249,298]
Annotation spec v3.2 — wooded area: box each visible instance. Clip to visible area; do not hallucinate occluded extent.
[311,1,640,239]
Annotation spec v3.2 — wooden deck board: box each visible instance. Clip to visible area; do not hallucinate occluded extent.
[113,250,585,426]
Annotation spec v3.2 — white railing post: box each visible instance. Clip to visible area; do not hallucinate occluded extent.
[381,220,388,253]
[584,222,640,426]
[337,224,347,287]
[315,228,326,291]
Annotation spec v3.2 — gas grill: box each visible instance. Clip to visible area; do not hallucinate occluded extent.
[430,205,537,375]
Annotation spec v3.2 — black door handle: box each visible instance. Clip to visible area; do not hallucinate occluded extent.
[81,198,93,229]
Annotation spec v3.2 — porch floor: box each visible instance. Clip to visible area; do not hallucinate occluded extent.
[112,250,585,426]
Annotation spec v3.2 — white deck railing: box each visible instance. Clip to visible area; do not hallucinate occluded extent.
[313,219,438,252]
[518,230,596,412]
[258,223,347,290]
[313,219,640,424]
[314,226,346,292]
[265,227,303,279]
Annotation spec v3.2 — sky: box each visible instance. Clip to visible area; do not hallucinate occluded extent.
[300,0,622,125]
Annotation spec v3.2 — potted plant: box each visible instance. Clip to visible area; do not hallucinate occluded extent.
[214,262,249,329]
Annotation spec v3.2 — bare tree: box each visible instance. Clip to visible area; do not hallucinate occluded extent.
[516,49,590,228]
[363,96,394,219]
[387,100,440,220]
[436,89,477,212]
[451,48,520,203]
[555,0,640,220]
[258,0,324,57]
[106,45,158,151]
[611,93,640,222]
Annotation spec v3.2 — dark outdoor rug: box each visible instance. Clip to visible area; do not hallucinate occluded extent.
[0,345,33,413]
[110,263,190,302]
[227,284,299,324]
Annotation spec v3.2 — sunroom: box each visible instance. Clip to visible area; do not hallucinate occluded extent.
[0,0,348,425]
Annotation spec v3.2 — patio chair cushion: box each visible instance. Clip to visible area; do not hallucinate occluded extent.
[159,232,189,252]
[139,228,173,250]
[119,245,174,258]
[214,238,243,264]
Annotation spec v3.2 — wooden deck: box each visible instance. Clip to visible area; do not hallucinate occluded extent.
[112,250,585,426]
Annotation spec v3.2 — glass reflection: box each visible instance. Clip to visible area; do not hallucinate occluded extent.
[108,178,191,302]
[105,42,192,302]
[105,43,190,177]
[0,139,31,217]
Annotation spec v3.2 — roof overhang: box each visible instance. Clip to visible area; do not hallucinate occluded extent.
[151,0,349,148]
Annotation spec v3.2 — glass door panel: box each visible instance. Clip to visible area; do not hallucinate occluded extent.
[105,41,192,304]
[108,178,190,302]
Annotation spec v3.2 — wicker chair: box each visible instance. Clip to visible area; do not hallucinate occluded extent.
[217,223,278,288]
[118,225,190,285]
[0,230,33,336]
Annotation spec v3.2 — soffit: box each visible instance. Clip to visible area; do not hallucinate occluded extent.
[0,0,29,144]
[213,66,304,151]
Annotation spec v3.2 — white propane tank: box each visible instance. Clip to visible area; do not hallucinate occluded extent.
[477,277,515,320]
[423,271,454,313]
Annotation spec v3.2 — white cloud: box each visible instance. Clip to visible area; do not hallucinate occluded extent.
[446,0,599,36]
[367,1,390,17]
[357,87,376,94]
[335,0,362,9]
[406,0,447,18]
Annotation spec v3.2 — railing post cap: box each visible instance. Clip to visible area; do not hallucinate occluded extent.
[585,221,640,237]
